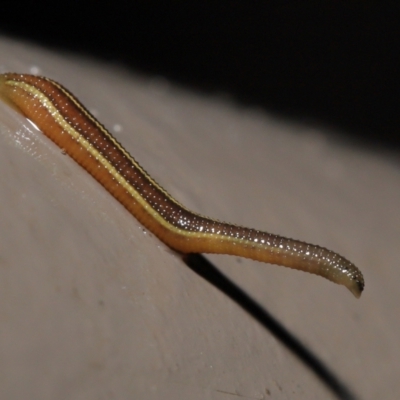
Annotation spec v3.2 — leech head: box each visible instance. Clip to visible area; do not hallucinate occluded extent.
[346,270,364,299]
[262,237,365,299]
[351,278,364,299]
[329,263,364,299]
[322,253,364,298]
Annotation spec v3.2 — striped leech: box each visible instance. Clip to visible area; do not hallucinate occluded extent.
[0,73,364,298]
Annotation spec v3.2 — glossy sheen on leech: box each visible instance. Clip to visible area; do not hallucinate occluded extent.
[0,73,365,298]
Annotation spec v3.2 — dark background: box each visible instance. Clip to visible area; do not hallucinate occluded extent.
[1,1,399,148]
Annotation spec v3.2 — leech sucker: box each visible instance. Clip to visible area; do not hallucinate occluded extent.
[0,73,364,298]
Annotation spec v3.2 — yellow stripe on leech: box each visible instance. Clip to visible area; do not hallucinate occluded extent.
[44,78,195,214]
[7,80,253,246]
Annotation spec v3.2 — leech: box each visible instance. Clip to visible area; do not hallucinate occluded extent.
[0,73,364,298]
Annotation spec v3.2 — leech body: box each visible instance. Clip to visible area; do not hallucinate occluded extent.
[0,73,364,298]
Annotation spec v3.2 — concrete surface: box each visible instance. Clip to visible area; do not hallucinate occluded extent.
[0,37,399,400]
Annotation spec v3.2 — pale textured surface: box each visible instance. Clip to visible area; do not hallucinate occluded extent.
[0,37,399,400]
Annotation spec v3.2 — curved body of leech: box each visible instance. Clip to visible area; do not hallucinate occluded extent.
[0,73,364,298]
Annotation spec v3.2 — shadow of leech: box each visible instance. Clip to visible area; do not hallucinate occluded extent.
[183,253,358,400]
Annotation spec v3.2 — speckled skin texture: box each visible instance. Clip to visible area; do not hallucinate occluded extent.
[0,73,363,298]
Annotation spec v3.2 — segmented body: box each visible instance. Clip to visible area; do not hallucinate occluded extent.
[0,73,364,297]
